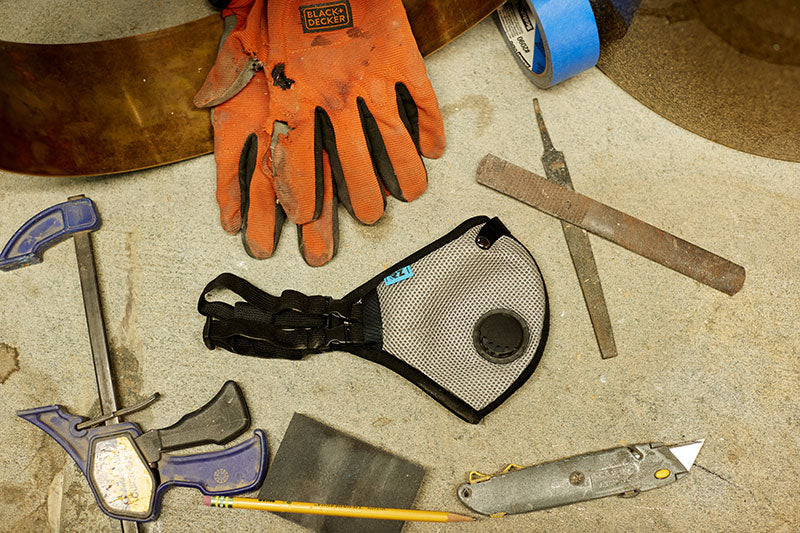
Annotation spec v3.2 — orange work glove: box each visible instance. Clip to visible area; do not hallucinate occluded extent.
[196,0,337,265]
[196,0,445,265]
[260,0,446,227]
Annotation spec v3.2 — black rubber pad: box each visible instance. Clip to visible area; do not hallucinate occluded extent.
[258,413,425,533]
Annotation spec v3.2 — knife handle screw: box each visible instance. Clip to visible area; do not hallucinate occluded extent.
[569,471,585,485]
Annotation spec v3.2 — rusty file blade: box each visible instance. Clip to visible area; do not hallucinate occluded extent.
[532,99,617,360]
[476,154,746,296]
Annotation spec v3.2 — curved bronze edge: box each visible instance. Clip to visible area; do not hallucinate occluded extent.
[0,16,221,177]
[409,0,505,57]
[0,1,502,178]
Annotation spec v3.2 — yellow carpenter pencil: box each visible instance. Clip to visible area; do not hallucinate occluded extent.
[203,496,474,523]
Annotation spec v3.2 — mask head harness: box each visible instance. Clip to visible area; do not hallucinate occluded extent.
[199,217,549,423]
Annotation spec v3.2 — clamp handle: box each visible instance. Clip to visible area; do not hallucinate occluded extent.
[0,196,100,271]
[157,429,268,495]
[134,381,251,464]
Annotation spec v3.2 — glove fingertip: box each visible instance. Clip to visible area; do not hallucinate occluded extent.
[399,178,427,202]
[218,189,242,233]
[242,234,276,259]
[301,247,333,267]
[298,229,335,267]
[395,82,446,160]
[297,210,338,267]
[418,117,446,160]
[220,213,242,234]
[195,54,256,108]
[420,136,446,160]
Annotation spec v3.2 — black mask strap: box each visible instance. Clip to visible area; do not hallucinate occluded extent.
[199,273,363,359]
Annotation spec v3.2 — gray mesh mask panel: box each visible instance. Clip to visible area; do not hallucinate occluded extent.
[375,225,547,411]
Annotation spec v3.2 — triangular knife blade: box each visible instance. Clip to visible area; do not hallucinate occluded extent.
[668,439,705,471]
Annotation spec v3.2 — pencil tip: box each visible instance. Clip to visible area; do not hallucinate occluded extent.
[446,512,475,522]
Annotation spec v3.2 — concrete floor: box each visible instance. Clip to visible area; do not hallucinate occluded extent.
[1,1,798,531]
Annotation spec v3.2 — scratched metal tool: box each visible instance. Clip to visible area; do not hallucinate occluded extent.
[72,204,140,533]
[476,156,746,296]
[532,99,617,360]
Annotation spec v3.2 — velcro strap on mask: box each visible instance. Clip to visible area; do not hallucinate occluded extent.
[199,273,363,358]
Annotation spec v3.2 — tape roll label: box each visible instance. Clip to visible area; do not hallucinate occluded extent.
[495,0,599,88]
[497,1,546,74]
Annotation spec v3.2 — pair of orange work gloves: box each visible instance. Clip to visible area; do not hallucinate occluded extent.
[195,0,446,266]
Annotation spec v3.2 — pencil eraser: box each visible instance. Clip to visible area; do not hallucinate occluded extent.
[203,495,211,506]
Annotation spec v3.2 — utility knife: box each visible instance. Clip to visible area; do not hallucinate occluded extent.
[458,439,704,516]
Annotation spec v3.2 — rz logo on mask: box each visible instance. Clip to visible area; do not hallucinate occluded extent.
[300,1,353,33]
[384,266,414,286]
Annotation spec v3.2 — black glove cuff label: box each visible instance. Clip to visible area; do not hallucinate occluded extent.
[300,1,353,33]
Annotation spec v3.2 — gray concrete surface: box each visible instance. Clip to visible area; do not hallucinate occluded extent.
[1,1,798,531]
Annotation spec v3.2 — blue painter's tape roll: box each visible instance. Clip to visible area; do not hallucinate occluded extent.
[496,0,600,88]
